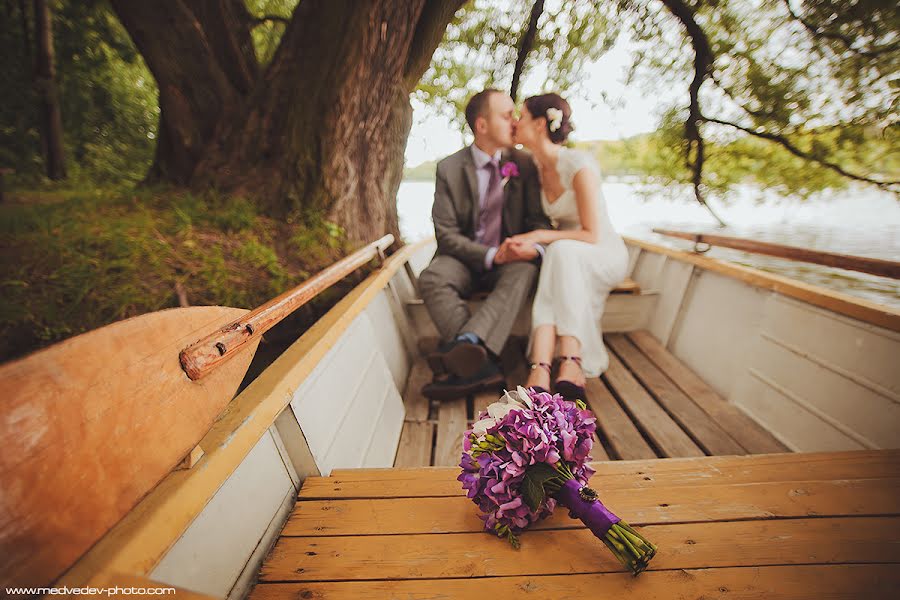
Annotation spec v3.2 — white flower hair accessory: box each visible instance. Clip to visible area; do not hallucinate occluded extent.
[546,107,563,132]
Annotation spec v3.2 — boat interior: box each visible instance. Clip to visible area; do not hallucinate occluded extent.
[4,234,898,599]
[397,299,787,468]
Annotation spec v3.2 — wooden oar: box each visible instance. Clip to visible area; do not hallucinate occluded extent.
[653,228,900,280]
[181,234,394,380]
[0,234,393,591]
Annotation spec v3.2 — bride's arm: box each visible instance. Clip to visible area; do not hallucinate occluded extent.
[510,167,600,246]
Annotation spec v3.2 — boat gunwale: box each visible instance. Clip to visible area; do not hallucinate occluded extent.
[56,238,433,589]
[624,236,900,334]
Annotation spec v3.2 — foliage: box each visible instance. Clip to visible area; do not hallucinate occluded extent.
[0,0,158,185]
[0,187,350,362]
[416,0,620,132]
[574,128,899,199]
[246,0,298,64]
[416,0,898,199]
[619,0,898,196]
[0,0,312,185]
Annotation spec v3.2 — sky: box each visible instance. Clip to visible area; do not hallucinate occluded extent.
[404,35,683,167]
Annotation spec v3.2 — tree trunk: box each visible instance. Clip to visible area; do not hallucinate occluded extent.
[110,0,245,184]
[19,0,31,62]
[510,0,545,102]
[33,0,66,180]
[191,0,455,242]
[111,0,463,242]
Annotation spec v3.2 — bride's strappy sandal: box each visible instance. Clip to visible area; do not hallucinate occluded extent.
[554,355,586,401]
[527,361,552,394]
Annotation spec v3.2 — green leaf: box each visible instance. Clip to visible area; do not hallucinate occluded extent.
[522,462,561,511]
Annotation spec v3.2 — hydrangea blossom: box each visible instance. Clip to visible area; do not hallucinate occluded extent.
[458,386,657,575]
[458,386,597,535]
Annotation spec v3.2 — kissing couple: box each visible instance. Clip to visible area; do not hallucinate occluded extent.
[419,88,629,401]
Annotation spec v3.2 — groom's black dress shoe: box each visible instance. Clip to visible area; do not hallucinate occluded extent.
[421,360,505,401]
[426,340,488,378]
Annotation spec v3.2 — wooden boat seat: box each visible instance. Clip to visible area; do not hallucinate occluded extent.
[395,330,787,468]
[611,277,641,294]
[468,277,640,301]
[250,450,900,598]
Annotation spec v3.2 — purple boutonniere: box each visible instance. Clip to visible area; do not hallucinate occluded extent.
[500,161,519,187]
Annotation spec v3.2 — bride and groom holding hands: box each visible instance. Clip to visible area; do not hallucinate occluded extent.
[419,88,629,401]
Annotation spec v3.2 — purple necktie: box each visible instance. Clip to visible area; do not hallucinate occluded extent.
[476,159,503,248]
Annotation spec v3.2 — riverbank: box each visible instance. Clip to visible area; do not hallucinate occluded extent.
[0,187,355,362]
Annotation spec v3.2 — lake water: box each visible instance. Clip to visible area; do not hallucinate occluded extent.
[397,180,900,308]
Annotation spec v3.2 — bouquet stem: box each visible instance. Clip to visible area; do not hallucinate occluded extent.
[553,476,657,575]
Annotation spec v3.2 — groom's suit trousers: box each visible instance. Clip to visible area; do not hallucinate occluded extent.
[418,254,537,356]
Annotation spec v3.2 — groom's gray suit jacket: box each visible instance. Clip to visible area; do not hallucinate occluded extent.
[431,145,549,273]
[419,145,550,355]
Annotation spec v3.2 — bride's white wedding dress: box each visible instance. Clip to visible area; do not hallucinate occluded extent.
[530,147,629,377]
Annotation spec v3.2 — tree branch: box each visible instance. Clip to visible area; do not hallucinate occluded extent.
[403,0,467,90]
[781,0,900,59]
[510,0,544,102]
[659,0,726,227]
[709,73,781,121]
[703,115,900,190]
[709,52,897,193]
[111,0,241,182]
[188,0,259,94]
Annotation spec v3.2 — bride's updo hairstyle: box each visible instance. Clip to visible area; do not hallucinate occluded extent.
[523,93,574,144]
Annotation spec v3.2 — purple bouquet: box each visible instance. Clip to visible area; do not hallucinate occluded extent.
[459,386,657,575]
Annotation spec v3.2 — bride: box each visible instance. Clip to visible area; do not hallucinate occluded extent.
[496,93,628,400]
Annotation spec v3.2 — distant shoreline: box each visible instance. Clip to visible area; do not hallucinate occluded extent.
[401,174,655,185]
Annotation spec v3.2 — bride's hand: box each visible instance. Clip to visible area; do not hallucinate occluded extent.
[508,231,541,247]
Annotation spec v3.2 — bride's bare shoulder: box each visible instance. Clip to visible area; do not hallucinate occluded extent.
[558,147,598,179]
[561,146,591,162]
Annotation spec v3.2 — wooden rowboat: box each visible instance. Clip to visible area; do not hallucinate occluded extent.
[2,232,898,598]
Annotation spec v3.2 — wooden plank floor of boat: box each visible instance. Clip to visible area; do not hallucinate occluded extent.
[395,329,788,468]
[251,449,900,599]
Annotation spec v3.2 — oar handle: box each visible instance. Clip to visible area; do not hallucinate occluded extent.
[180,234,394,381]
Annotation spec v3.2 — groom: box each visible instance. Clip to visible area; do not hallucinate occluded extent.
[419,89,549,400]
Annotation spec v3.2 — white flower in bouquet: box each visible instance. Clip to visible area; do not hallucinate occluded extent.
[472,387,535,441]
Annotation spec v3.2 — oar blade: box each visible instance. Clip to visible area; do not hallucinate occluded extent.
[0,306,260,589]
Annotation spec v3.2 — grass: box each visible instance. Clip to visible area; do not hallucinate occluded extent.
[0,186,358,363]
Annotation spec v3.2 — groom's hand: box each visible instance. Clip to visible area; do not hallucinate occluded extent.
[509,242,539,261]
[495,238,538,264]
[494,239,512,265]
